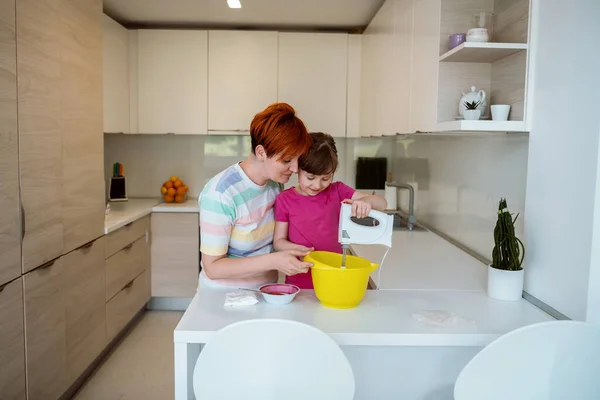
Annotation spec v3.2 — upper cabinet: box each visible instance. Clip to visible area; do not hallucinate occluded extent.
[103,15,130,133]
[136,30,208,134]
[277,33,348,137]
[207,31,278,133]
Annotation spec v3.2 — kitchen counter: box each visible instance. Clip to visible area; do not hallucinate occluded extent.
[104,198,199,234]
[351,230,487,290]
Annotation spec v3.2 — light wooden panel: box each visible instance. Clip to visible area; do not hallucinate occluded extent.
[0,277,26,400]
[439,0,494,55]
[106,235,148,301]
[0,0,21,286]
[103,14,130,133]
[60,0,104,254]
[105,215,148,258]
[437,62,491,122]
[106,270,149,341]
[17,0,64,273]
[491,50,527,121]
[439,42,527,63]
[493,0,529,43]
[151,213,199,297]
[24,257,67,400]
[64,237,106,384]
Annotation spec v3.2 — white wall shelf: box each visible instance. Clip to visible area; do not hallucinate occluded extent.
[436,120,527,133]
[439,42,528,63]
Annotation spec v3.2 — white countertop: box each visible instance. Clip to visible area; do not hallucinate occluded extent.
[174,289,553,347]
[351,230,487,291]
[104,198,199,233]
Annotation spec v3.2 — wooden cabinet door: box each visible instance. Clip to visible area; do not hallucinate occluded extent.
[64,237,106,384]
[103,14,130,133]
[137,30,208,134]
[278,33,348,137]
[0,278,26,400]
[208,31,278,132]
[17,0,64,273]
[60,0,105,254]
[0,0,21,286]
[151,213,199,297]
[24,257,67,400]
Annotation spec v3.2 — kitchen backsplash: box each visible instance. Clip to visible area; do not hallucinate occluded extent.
[105,132,528,259]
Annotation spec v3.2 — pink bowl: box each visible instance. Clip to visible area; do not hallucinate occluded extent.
[259,284,300,305]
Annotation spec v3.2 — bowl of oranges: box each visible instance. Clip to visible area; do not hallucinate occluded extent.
[161,176,189,203]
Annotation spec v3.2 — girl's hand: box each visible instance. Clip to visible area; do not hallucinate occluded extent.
[272,249,313,276]
[343,199,372,219]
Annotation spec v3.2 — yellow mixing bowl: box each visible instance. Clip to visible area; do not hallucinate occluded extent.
[305,251,379,309]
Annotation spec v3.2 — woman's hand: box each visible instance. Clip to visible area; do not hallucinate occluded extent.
[271,248,314,276]
[343,199,372,218]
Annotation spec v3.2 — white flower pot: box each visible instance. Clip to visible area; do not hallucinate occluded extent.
[487,265,524,301]
[463,109,481,120]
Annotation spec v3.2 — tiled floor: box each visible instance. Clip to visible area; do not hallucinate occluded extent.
[74,311,183,400]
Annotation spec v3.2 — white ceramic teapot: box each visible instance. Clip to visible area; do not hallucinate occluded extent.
[458,86,487,118]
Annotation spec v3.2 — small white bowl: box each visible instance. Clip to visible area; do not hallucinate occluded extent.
[259,284,300,305]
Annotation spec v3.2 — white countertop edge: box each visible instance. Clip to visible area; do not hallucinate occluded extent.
[151,205,200,213]
[173,331,497,347]
[104,209,153,234]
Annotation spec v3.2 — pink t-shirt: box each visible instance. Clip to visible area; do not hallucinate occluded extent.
[274,182,356,289]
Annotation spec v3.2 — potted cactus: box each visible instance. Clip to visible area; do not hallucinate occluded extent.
[463,100,481,120]
[488,198,525,301]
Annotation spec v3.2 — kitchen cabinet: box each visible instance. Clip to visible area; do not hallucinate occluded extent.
[208,31,278,133]
[346,35,362,138]
[277,33,348,137]
[17,0,64,272]
[24,257,67,400]
[103,14,130,133]
[105,215,149,258]
[106,235,148,301]
[64,237,106,383]
[137,30,208,134]
[151,213,199,298]
[60,0,105,254]
[0,0,21,286]
[0,278,26,400]
[106,270,149,341]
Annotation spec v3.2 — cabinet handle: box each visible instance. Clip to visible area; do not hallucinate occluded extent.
[124,280,134,289]
[80,241,94,250]
[0,283,6,293]
[21,204,25,240]
[38,259,56,270]
[124,222,133,228]
[123,243,134,251]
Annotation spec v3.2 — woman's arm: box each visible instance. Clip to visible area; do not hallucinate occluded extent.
[202,250,313,280]
[273,221,313,252]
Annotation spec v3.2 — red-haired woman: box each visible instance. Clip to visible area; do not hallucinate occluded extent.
[198,103,314,289]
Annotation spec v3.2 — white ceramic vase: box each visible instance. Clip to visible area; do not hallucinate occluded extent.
[487,265,524,301]
[463,110,481,120]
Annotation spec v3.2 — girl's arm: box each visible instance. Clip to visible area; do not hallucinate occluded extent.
[202,250,312,280]
[352,190,388,211]
[273,221,313,252]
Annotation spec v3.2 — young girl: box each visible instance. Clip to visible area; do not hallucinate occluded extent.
[273,132,387,289]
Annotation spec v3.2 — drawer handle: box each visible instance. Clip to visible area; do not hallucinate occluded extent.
[80,241,94,250]
[123,243,134,251]
[38,259,56,270]
[124,280,135,290]
[0,283,6,293]
[124,222,133,228]
[21,204,25,240]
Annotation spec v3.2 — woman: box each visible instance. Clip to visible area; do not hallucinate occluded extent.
[198,103,314,289]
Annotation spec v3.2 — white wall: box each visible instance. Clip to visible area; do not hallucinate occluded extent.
[524,0,600,320]
[588,123,600,326]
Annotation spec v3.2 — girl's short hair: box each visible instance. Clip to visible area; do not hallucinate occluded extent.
[299,132,338,176]
[250,103,311,160]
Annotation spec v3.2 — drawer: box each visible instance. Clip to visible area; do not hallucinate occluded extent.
[0,278,26,399]
[106,236,148,301]
[106,270,149,342]
[105,216,149,258]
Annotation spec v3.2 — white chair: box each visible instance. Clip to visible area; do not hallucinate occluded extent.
[454,320,600,400]
[192,319,355,400]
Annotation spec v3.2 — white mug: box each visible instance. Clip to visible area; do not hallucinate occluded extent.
[491,105,511,121]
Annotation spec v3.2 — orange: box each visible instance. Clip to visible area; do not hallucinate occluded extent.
[164,181,173,189]
[174,179,183,188]
[167,187,176,196]
[183,185,189,192]
[175,194,185,203]
[176,186,186,195]
[163,195,174,203]
[170,175,178,182]
[160,187,167,194]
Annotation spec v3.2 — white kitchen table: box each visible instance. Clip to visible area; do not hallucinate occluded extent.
[174,287,553,399]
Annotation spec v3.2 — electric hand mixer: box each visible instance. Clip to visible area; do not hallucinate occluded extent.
[338,203,394,268]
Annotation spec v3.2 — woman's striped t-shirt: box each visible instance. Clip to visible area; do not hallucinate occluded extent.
[199,163,280,260]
